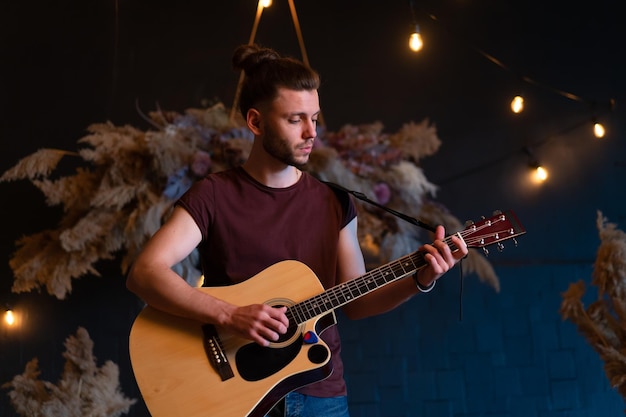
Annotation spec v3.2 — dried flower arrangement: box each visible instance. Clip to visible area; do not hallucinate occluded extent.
[2,327,135,417]
[560,211,626,401]
[0,103,501,299]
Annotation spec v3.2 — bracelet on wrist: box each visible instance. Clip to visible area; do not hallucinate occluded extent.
[413,273,436,293]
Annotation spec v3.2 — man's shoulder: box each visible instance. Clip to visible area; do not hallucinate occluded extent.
[204,167,244,184]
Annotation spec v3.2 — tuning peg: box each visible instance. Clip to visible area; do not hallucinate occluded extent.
[493,209,502,215]
[513,238,518,247]
[482,247,489,256]
[497,242,505,252]
[465,220,475,227]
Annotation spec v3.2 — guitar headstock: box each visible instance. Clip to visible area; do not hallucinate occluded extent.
[461,210,526,251]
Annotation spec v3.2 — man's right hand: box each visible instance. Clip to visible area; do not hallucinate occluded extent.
[226,304,289,346]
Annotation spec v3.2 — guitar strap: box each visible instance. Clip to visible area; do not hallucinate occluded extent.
[322,181,436,232]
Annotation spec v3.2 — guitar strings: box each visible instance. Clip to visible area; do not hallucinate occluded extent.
[288,215,512,325]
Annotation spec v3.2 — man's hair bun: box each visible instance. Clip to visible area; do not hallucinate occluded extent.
[232,44,280,76]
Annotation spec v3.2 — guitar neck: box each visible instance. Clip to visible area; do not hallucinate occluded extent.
[286,209,527,325]
[287,250,426,325]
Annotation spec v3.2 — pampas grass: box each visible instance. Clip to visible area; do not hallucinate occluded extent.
[0,149,77,183]
[2,327,135,417]
[560,211,626,401]
[1,103,502,299]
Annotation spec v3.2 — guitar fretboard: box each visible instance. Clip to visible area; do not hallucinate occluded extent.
[287,250,426,325]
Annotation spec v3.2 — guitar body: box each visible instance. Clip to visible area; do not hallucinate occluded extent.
[129,260,335,417]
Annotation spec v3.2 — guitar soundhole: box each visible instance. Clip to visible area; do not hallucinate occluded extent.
[267,299,303,348]
[276,322,300,344]
[236,335,303,381]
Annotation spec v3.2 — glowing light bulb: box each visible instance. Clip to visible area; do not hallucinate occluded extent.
[593,122,605,138]
[259,0,272,8]
[533,166,548,183]
[409,30,423,52]
[5,309,15,326]
[511,95,524,113]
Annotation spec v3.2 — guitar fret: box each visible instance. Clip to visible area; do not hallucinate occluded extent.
[329,284,342,308]
[319,294,334,311]
[311,294,326,315]
[300,299,314,320]
[362,276,376,292]
[288,305,303,324]
[394,260,409,277]
[408,252,422,272]
[337,283,352,304]
[367,270,383,289]
[346,279,363,298]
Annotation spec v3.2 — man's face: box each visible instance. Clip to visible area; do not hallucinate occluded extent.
[260,88,320,168]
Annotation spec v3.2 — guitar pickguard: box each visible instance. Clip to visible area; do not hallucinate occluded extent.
[236,335,304,381]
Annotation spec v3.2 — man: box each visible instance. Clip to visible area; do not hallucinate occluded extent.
[126,43,468,417]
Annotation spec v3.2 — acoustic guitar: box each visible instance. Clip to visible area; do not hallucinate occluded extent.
[129,210,525,417]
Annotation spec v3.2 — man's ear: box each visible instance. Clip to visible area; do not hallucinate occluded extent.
[247,108,263,135]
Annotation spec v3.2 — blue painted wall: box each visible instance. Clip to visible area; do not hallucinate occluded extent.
[341,262,624,416]
[333,107,626,415]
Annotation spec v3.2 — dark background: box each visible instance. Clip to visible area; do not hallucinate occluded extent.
[1,0,624,416]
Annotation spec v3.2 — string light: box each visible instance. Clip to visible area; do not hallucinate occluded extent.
[407,5,615,128]
[593,121,606,138]
[523,147,548,184]
[404,4,616,187]
[531,164,549,183]
[4,308,15,326]
[2,300,21,329]
[408,1,423,52]
[409,25,423,52]
[510,95,524,114]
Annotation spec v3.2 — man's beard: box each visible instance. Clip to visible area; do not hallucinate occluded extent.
[262,127,309,168]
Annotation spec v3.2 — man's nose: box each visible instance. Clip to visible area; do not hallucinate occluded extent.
[303,119,317,139]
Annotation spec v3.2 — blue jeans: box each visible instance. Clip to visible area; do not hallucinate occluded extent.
[266,392,350,417]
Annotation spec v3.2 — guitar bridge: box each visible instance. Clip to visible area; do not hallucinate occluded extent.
[202,324,234,381]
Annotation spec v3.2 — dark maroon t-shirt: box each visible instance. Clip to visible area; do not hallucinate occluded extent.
[177,166,356,397]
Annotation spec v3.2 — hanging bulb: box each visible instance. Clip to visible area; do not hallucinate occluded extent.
[535,165,548,181]
[511,95,524,114]
[4,309,15,326]
[409,32,423,52]
[593,122,605,138]
[524,147,547,184]
[409,25,423,52]
[259,0,272,8]
[530,164,548,183]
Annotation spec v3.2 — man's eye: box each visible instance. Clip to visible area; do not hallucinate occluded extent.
[288,119,300,124]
